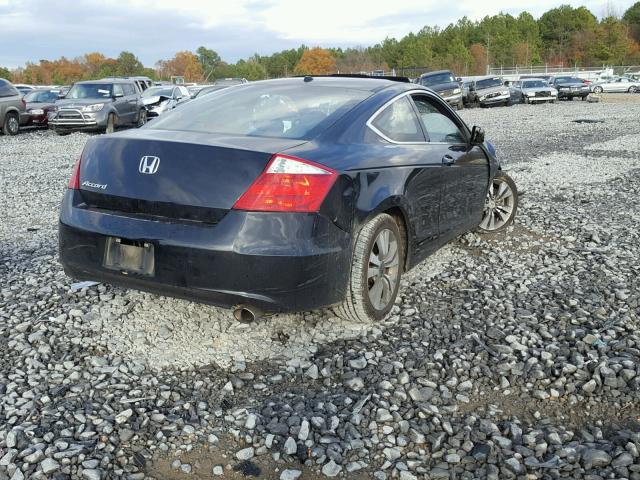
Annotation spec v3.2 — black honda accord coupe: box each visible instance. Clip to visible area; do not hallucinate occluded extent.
[59,76,518,323]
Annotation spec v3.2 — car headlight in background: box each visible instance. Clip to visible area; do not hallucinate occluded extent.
[80,103,105,113]
[151,100,171,112]
[501,90,509,96]
[453,88,461,94]
[28,109,45,115]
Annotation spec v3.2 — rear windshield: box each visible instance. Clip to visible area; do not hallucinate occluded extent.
[0,79,18,98]
[475,78,503,89]
[66,83,113,99]
[24,90,60,103]
[420,72,455,86]
[148,82,371,139]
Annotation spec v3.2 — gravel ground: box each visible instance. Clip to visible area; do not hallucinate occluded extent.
[1,98,639,480]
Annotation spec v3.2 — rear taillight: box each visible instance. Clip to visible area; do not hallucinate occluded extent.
[68,157,81,189]
[233,154,338,212]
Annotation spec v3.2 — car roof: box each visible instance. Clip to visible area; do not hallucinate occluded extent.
[520,78,546,81]
[419,70,453,77]
[75,79,131,85]
[254,76,410,93]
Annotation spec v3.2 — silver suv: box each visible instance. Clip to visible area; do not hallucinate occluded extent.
[0,78,27,135]
[49,79,146,135]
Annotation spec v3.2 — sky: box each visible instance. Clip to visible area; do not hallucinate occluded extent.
[0,0,636,68]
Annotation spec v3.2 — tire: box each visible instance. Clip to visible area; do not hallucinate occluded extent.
[523,96,529,104]
[137,109,147,127]
[628,87,635,93]
[3,112,19,135]
[593,86,603,94]
[105,113,116,134]
[581,95,588,101]
[456,100,464,110]
[54,129,70,136]
[334,213,404,323]
[477,172,518,233]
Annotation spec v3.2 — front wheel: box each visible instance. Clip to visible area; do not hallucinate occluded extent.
[3,112,19,135]
[105,113,116,134]
[137,109,147,127]
[593,86,603,94]
[334,213,404,323]
[478,173,518,233]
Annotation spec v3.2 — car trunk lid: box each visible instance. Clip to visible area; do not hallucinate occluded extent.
[77,129,307,224]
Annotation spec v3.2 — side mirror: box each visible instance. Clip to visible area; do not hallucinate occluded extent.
[470,126,485,145]
[455,77,462,82]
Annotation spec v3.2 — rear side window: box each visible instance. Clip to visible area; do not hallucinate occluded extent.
[123,84,136,95]
[370,96,424,143]
[148,83,370,140]
[0,80,18,98]
[113,84,124,96]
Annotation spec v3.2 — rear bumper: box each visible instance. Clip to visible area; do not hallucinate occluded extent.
[58,190,351,312]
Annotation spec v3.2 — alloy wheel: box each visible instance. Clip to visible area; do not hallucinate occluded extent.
[480,177,516,231]
[8,116,19,134]
[367,228,400,310]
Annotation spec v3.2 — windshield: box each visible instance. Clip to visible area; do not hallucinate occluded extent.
[148,82,370,140]
[420,72,455,86]
[143,87,173,98]
[523,80,548,88]
[66,83,113,99]
[556,77,580,83]
[475,78,502,89]
[24,90,60,103]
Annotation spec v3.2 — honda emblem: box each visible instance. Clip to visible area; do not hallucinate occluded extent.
[139,156,160,174]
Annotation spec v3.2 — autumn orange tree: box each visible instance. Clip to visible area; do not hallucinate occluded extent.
[155,51,203,81]
[293,48,336,75]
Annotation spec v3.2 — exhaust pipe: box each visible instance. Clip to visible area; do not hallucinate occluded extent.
[233,306,262,323]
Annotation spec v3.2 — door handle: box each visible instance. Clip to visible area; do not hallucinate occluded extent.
[442,154,456,166]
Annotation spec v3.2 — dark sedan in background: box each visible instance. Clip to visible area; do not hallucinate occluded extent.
[23,89,61,126]
[59,76,518,323]
[549,76,590,100]
[417,70,464,109]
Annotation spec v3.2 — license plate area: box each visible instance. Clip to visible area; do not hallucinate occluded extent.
[103,237,155,276]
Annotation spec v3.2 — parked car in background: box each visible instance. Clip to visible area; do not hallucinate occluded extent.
[142,85,190,118]
[510,78,558,103]
[519,74,554,85]
[49,79,146,134]
[0,78,27,135]
[192,85,230,98]
[469,77,511,107]
[13,84,35,95]
[417,70,463,109]
[590,76,640,93]
[23,89,60,126]
[58,76,518,323]
[212,78,248,86]
[549,77,590,100]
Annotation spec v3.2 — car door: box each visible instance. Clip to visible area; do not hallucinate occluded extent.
[367,94,442,248]
[409,93,490,239]
[112,84,130,122]
[124,83,139,123]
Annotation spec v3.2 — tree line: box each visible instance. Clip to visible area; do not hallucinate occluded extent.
[3,3,640,85]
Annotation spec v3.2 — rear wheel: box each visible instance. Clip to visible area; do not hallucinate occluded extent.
[478,172,518,233]
[3,112,19,135]
[105,113,116,134]
[593,86,603,94]
[334,213,404,323]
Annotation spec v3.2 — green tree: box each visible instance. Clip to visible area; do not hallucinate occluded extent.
[196,46,221,81]
[623,1,640,41]
[0,66,11,81]
[116,51,144,76]
[538,5,597,62]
